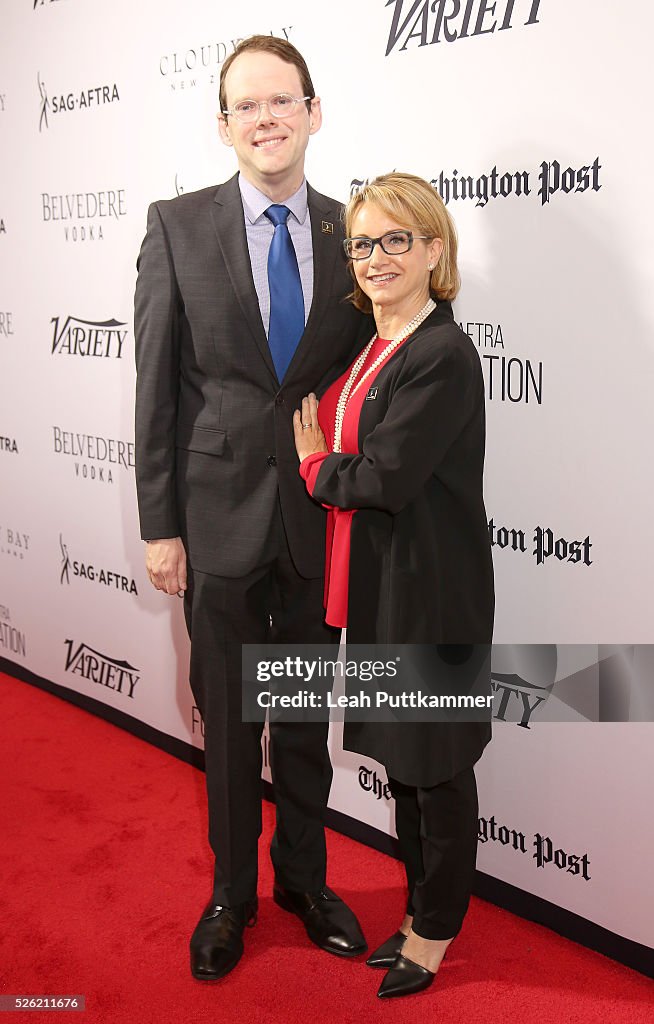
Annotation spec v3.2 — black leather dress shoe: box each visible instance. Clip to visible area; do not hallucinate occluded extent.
[366,930,407,969]
[273,883,367,957]
[377,954,435,998]
[189,898,257,981]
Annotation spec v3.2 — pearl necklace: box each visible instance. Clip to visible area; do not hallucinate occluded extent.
[333,298,436,453]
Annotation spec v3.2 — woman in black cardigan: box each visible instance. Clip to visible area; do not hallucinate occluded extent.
[294,172,494,999]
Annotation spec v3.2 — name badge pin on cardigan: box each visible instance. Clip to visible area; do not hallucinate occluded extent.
[365,387,378,401]
[321,221,334,234]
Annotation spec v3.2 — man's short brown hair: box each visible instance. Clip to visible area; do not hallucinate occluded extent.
[219,36,315,115]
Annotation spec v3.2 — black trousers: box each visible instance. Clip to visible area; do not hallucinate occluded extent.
[183,509,338,907]
[389,766,479,940]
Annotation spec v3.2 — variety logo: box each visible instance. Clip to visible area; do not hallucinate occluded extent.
[51,315,128,359]
[41,188,127,242]
[159,26,294,91]
[1,436,19,454]
[358,765,391,801]
[1,527,30,561]
[38,72,120,131]
[0,312,14,337]
[64,639,140,699]
[385,0,542,55]
[59,534,138,595]
[490,669,551,728]
[478,811,591,880]
[52,426,135,484]
[488,519,593,567]
[0,604,27,658]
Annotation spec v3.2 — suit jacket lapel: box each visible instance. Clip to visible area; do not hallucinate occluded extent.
[210,174,278,382]
[283,184,342,382]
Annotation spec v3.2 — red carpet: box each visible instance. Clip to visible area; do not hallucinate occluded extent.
[1,671,652,1023]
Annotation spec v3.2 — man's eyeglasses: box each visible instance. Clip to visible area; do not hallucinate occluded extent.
[221,93,311,123]
[343,230,432,260]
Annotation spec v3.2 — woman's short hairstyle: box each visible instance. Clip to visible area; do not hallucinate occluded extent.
[219,36,315,115]
[344,172,460,313]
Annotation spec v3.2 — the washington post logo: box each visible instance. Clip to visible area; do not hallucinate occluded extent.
[384,0,542,55]
[51,316,128,359]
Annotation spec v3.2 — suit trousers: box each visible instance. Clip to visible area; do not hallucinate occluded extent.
[183,505,339,907]
[389,765,479,940]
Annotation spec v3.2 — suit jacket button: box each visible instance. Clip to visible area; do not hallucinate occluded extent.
[267,455,277,467]
[275,394,284,405]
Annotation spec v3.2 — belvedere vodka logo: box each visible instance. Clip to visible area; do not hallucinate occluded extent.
[0,312,14,337]
[41,188,127,242]
[52,427,135,484]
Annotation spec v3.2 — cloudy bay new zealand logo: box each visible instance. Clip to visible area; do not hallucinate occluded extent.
[159,25,293,91]
[60,534,138,595]
[64,639,140,699]
[38,72,119,131]
[51,315,128,359]
[1,526,29,561]
[385,0,542,54]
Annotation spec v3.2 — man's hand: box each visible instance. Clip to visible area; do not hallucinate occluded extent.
[145,536,187,596]
[293,393,329,461]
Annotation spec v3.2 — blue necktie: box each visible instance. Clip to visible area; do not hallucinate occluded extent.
[265,204,305,382]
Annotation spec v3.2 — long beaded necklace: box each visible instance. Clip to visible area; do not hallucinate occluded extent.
[333,298,436,453]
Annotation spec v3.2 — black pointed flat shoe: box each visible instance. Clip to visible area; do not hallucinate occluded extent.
[366,930,407,969]
[377,954,435,999]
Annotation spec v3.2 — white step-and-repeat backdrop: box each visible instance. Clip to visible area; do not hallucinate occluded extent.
[2,0,653,965]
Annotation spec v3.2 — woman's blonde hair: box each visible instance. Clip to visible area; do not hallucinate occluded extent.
[344,172,460,313]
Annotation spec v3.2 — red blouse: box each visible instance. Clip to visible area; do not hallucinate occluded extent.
[300,334,411,628]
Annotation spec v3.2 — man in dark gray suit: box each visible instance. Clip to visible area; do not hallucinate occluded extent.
[134,36,368,981]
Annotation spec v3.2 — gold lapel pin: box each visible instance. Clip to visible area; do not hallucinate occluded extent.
[321,221,334,234]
